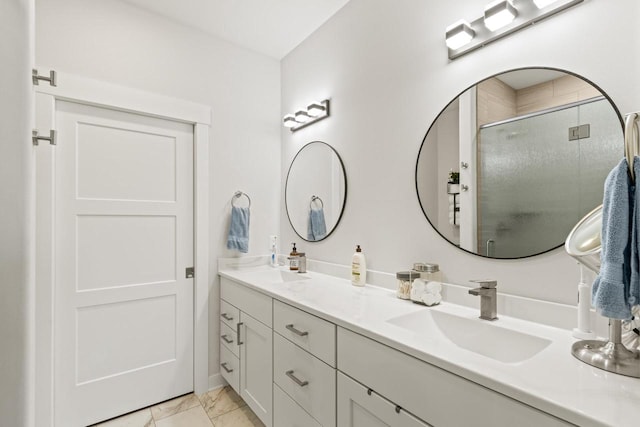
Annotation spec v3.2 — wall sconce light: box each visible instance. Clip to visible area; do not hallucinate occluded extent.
[283,99,331,132]
[484,0,517,31]
[445,0,583,60]
[445,20,475,50]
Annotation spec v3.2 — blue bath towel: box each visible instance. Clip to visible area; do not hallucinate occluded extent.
[630,157,640,309]
[307,208,327,241]
[592,158,634,319]
[226,206,250,253]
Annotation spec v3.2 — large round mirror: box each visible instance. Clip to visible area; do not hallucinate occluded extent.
[286,141,347,242]
[416,67,623,259]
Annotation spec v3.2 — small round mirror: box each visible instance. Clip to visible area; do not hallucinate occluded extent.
[285,141,347,242]
[416,67,623,259]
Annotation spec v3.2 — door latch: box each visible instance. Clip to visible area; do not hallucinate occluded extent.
[185,267,194,278]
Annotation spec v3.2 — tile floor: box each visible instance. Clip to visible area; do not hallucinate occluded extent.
[91,386,265,427]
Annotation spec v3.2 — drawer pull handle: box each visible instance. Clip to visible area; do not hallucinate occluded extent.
[285,324,309,337]
[237,322,244,345]
[221,334,234,344]
[221,313,234,321]
[285,370,309,387]
[395,405,402,414]
[221,362,234,373]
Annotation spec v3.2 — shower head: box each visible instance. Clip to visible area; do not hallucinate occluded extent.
[564,204,602,273]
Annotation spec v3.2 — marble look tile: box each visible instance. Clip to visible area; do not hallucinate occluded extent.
[210,406,264,427]
[92,408,155,427]
[155,406,213,427]
[198,386,245,419]
[151,393,201,420]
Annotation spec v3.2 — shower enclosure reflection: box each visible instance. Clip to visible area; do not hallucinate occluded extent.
[416,68,623,259]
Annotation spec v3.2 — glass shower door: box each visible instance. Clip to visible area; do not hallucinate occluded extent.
[477,98,620,258]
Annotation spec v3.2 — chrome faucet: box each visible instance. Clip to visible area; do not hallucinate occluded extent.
[468,279,498,321]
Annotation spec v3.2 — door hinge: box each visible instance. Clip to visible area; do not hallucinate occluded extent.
[32,129,56,146]
[186,267,195,278]
[32,69,57,87]
[568,124,590,141]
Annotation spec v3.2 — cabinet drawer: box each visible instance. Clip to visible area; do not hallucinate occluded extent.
[220,344,239,394]
[274,333,336,427]
[337,327,572,427]
[220,321,239,357]
[274,384,322,427]
[221,277,272,327]
[220,299,239,330]
[274,299,336,366]
[337,372,431,427]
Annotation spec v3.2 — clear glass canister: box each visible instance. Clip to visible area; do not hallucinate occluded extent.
[396,271,420,300]
[413,263,441,282]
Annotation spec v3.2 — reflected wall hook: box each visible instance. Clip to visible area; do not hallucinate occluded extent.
[461,184,469,191]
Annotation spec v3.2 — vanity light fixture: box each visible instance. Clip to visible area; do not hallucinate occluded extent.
[446,0,583,60]
[283,99,331,132]
[484,0,517,31]
[445,20,475,50]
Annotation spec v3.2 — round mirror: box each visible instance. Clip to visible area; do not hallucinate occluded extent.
[416,67,623,259]
[286,141,347,242]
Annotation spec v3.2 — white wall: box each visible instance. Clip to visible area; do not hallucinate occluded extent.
[36,0,281,381]
[281,0,640,305]
[0,1,35,426]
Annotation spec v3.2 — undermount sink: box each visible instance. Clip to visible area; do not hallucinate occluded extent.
[387,309,551,363]
[239,268,311,284]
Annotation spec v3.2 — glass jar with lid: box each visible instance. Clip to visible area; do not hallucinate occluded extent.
[396,271,420,300]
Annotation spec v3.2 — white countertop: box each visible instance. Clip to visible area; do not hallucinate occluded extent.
[218,264,640,427]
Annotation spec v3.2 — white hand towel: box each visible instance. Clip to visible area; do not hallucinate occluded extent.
[423,293,442,306]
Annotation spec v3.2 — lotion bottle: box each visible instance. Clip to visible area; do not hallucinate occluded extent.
[351,245,366,286]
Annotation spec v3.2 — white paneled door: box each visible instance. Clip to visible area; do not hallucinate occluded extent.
[54,101,194,426]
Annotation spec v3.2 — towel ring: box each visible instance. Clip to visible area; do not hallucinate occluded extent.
[232,191,251,208]
[624,113,639,183]
[310,195,323,210]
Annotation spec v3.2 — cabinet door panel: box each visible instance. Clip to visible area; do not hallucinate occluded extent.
[240,312,273,427]
[337,372,430,427]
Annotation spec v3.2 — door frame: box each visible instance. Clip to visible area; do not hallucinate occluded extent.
[34,70,211,426]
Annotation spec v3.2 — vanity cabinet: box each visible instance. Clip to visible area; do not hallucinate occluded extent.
[337,372,431,427]
[219,271,577,427]
[220,278,273,427]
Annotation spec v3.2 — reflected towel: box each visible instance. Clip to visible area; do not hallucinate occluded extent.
[226,206,250,253]
[307,208,327,241]
[592,158,635,319]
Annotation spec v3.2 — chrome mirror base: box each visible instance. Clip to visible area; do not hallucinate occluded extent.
[571,320,640,378]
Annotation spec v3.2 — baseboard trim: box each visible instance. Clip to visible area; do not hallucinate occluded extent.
[208,373,226,391]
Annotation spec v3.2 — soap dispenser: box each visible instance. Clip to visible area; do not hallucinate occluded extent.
[289,243,299,271]
[351,245,367,286]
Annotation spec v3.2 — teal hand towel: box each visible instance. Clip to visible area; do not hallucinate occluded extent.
[307,208,327,241]
[226,206,250,253]
[592,158,633,320]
